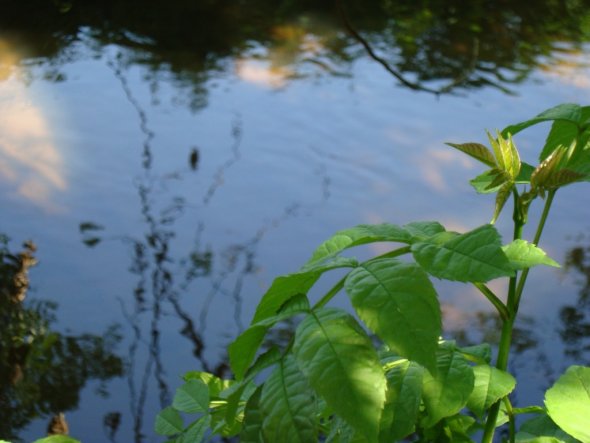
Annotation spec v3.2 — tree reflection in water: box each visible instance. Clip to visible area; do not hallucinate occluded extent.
[560,235,590,365]
[0,235,123,442]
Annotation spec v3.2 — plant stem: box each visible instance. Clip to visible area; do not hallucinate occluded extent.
[502,396,516,443]
[473,283,509,321]
[513,189,556,312]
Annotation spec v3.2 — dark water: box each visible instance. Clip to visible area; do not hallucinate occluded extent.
[1,1,590,441]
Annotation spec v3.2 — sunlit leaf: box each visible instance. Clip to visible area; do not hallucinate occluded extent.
[379,361,424,442]
[545,365,590,442]
[182,372,233,398]
[422,346,475,426]
[531,147,568,190]
[155,407,184,436]
[458,343,492,364]
[516,414,579,443]
[230,295,310,380]
[411,224,514,282]
[32,437,81,443]
[445,142,496,167]
[502,103,583,138]
[502,240,560,270]
[260,355,318,442]
[173,379,210,413]
[466,365,516,417]
[345,258,441,372]
[306,224,412,265]
[541,120,579,161]
[293,308,386,441]
[252,256,357,323]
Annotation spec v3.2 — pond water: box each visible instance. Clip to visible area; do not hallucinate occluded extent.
[1,1,590,442]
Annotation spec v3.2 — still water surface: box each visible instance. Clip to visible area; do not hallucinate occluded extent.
[1,2,590,441]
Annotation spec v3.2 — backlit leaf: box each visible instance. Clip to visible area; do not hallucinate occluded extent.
[260,355,318,442]
[502,240,560,270]
[411,224,514,282]
[379,361,424,442]
[155,407,184,436]
[32,438,81,443]
[306,224,412,265]
[293,308,386,441]
[492,182,513,223]
[545,365,590,442]
[422,346,475,426]
[345,258,441,372]
[445,142,496,167]
[541,120,579,161]
[466,365,516,417]
[502,103,583,138]
[173,379,209,413]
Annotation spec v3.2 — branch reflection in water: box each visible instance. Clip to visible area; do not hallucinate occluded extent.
[76,54,331,442]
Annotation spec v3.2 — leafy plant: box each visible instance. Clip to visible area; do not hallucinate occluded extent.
[155,103,590,442]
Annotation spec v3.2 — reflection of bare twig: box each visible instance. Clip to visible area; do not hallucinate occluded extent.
[335,0,479,96]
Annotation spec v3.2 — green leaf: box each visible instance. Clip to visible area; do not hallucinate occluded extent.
[260,355,318,442]
[502,103,583,138]
[446,142,496,167]
[230,294,310,380]
[182,372,233,398]
[181,415,211,443]
[402,221,446,242]
[379,360,424,442]
[492,182,513,223]
[173,379,210,413]
[502,240,560,270]
[458,343,492,364]
[241,386,264,443]
[345,258,441,373]
[466,365,516,417]
[531,147,569,191]
[545,365,590,442]
[516,414,580,443]
[155,407,184,436]
[470,169,507,194]
[252,256,357,323]
[293,308,387,441]
[411,224,515,282]
[422,346,475,426]
[487,131,520,179]
[541,121,579,161]
[32,438,81,443]
[306,224,412,265]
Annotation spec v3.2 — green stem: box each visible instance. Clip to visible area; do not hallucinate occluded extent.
[502,396,516,443]
[473,283,509,321]
[513,189,556,312]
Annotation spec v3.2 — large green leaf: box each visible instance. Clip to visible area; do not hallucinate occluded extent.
[422,346,475,426]
[402,221,446,242]
[155,407,184,436]
[260,355,318,442]
[345,258,441,372]
[230,294,310,379]
[293,308,387,441]
[173,379,210,414]
[252,256,357,323]
[241,386,264,443]
[466,365,516,417]
[539,106,590,161]
[32,438,81,443]
[502,240,560,270]
[502,104,583,138]
[411,224,514,282]
[516,415,580,443]
[379,360,424,442]
[545,365,590,442]
[306,224,412,265]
